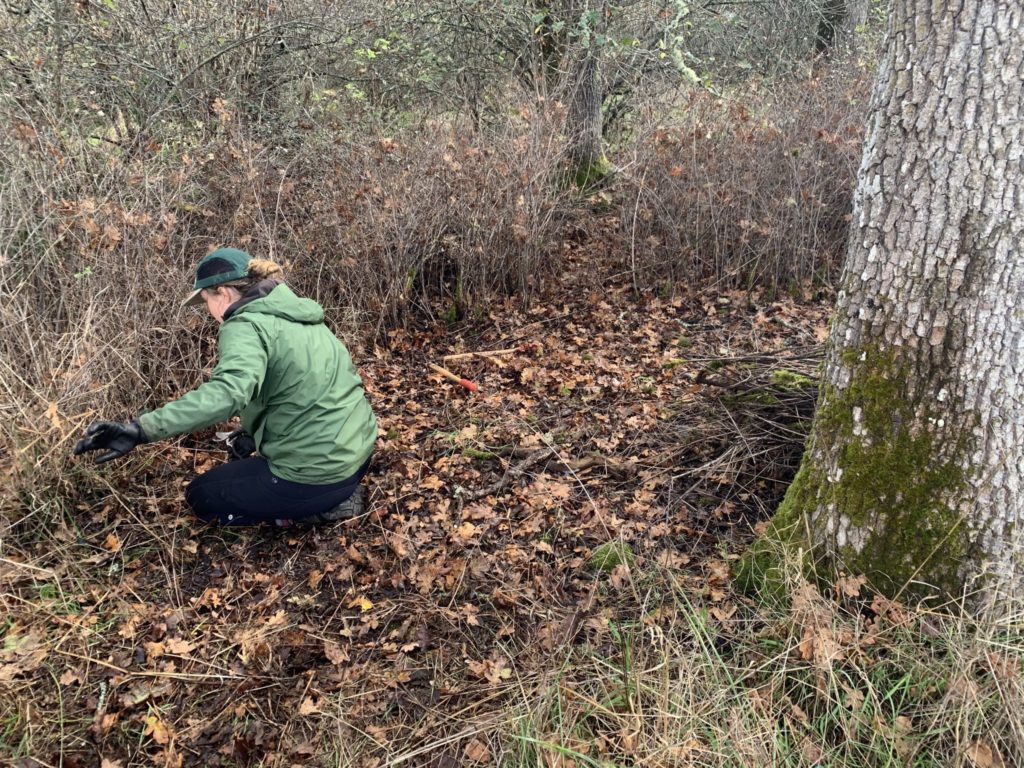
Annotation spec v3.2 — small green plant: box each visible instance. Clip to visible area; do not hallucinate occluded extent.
[440,302,459,326]
[588,541,635,572]
[36,582,81,615]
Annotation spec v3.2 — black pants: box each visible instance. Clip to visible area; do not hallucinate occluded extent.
[185,456,369,526]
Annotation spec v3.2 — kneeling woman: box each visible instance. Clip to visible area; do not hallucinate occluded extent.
[75,248,377,526]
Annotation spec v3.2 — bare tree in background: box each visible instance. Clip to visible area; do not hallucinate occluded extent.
[815,0,871,55]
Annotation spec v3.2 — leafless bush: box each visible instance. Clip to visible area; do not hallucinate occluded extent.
[615,63,870,292]
[0,121,212,514]
[196,106,573,329]
[0,96,573,508]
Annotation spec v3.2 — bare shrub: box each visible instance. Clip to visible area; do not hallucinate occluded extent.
[0,122,214,515]
[196,107,573,329]
[0,97,572,509]
[616,63,871,292]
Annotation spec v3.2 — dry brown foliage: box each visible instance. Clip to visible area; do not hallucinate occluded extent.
[616,66,870,291]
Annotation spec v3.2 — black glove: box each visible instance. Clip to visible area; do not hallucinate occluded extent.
[225,428,256,461]
[73,420,148,464]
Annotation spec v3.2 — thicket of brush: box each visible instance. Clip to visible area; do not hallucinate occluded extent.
[5,4,1022,766]
[1,55,867,506]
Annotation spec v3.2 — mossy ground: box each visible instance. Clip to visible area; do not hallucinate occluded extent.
[570,155,613,191]
[770,368,815,390]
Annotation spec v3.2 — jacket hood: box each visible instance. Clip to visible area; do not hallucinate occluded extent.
[224,281,324,324]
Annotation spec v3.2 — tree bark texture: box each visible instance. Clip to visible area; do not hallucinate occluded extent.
[566,43,608,185]
[768,0,1024,605]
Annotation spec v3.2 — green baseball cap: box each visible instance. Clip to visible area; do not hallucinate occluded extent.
[181,248,252,307]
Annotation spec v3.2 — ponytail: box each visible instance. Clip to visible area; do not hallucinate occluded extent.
[248,258,285,281]
[216,257,286,294]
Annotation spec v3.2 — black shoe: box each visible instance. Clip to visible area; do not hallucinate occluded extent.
[307,485,365,524]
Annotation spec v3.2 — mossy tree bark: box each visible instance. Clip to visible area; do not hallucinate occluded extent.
[751,0,1024,608]
[566,34,610,188]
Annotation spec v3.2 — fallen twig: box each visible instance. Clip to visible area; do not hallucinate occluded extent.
[564,452,638,480]
[428,362,479,392]
[442,347,518,362]
[461,446,558,500]
[54,648,247,682]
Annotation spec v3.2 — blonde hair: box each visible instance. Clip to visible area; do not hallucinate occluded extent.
[247,258,285,281]
[216,257,286,293]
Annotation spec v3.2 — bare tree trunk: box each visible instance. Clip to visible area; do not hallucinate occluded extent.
[566,43,608,186]
[815,0,872,56]
[749,0,1024,608]
[845,0,870,32]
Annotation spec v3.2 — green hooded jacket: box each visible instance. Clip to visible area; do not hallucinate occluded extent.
[138,283,377,484]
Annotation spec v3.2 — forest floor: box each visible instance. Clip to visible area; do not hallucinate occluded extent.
[2,246,835,767]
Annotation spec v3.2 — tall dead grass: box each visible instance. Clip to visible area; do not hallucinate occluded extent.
[343,564,1024,767]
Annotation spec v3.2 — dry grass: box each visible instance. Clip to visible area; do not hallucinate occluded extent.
[341,565,1024,768]
[242,570,1024,767]
[6,512,1023,768]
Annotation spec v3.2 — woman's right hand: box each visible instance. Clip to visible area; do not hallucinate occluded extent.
[73,420,148,464]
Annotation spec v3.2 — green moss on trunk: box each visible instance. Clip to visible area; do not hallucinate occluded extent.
[741,345,976,602]
[570,155,612,191]
[735,460,815,603]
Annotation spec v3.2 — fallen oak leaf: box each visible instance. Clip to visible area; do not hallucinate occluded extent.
[421,475,444,490]
[298,697,320,716]
[452,522,481,543]
[533,540,555,555]
[323,640,349,665]
[59,667,84,686]
[265,610,288,627]
[347,595,374,613]
[0,629,48,682]
[464,738,492,764]
[45,401,63,430]
[836,573,867,599]
[163,638,194,655]
[487,663,512,685]
[467,655,513,686]
[308,569,324,589]
[967,739,1006,768]
[143,641,165,661]
[142,713,171,745]
[709,604,737,622]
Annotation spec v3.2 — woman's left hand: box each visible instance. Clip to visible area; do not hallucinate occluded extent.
[225,428,256,460]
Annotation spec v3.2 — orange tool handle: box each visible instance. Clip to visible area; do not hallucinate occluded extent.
[429,363,478,392]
